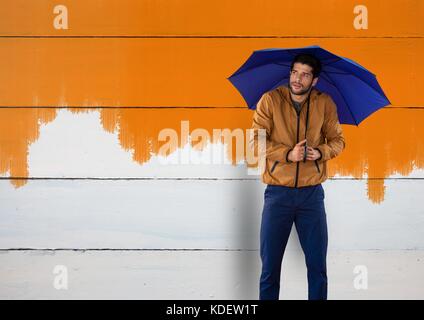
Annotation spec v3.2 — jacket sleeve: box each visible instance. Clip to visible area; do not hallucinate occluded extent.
[315,95,346,162]
[250,92,293,163]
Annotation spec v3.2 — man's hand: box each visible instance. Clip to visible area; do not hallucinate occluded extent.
[306,146,321,161]
[288,140,321,162]
[287,139,306,162]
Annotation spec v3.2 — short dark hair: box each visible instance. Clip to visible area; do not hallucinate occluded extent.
[290,53,322,78]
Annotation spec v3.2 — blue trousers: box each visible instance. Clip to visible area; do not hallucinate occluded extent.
[259,183,328,300]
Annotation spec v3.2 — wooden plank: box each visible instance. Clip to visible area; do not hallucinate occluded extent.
[0,179,423,250]
[0,107,423,205]
[0,0,422,37]
[0,250,423,299]
[0,38,422,107]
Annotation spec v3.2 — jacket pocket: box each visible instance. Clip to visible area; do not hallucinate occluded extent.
[270,161,279,173]
[314,160,321,173]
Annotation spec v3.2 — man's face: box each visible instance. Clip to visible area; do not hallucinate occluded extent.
[289,62,318,96]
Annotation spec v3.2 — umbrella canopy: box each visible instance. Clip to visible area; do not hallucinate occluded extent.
[227,45,390,125]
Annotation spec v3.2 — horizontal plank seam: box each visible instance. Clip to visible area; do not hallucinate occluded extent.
[0,248,256,252]
[0,35,423,39]
[0,248,421,252]
[0,177,423,181]
[0,106,422,109]
[0,106,245,109]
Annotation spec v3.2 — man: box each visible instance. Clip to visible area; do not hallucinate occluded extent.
[250,53,346,300]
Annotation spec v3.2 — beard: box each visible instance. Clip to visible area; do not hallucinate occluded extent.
[289,82,313,96]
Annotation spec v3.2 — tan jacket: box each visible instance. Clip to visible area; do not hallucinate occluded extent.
[250,85,346,188]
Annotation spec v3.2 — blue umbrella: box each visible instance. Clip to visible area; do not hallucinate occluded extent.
[227,45,390,125]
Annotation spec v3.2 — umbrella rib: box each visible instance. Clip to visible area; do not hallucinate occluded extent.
[274,62,291,68]
[324,58,386,96]
[322,70,350,75]
[322,57,342,65]
[325,56,370,74]
[322,70,359,126]
[332,56,374,74]
[231,61,290,79]
[318,72,340,90]
[324,68,390,104]
[257,74,290,105]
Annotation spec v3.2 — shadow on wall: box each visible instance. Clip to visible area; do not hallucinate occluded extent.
[0,107,423,204]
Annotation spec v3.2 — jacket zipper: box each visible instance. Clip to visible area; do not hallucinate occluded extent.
[294,111,300,188]
[314,159,321,173]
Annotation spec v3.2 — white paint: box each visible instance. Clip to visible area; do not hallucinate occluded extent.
[23,109,424,179]
[27,109,250,178]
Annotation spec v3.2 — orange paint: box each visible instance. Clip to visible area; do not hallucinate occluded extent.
[0,38,422,107]
[0,0,422,37]
[0,108,56,187]
[1,107,423,204]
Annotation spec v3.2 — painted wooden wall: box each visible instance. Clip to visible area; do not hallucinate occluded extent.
[0,0,423,299]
